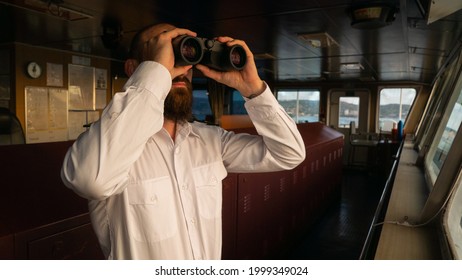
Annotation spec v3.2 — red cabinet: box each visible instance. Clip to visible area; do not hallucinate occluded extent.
[222,123,344,259]
[0,123,343,260]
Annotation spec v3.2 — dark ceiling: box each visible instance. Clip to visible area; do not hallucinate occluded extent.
[1,0,462,84]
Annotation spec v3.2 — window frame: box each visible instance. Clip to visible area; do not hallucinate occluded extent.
[338,96,360,129]
[275,88,321,123]
[425,74,462,186]
[419,69,462,223]
[377,87,417,133]
[443,167,462,259]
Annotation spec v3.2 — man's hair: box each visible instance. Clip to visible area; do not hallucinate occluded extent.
[128,22,181,60]
[127,24,156,60]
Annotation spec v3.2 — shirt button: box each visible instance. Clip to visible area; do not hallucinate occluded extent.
[175,148,181,154]
[211,176,217,184]
[190,218,196,225]
[182,185,188,190]
[150,195,158,203]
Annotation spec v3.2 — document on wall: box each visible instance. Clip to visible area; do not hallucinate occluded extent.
[46,63,63,87]
[68,64,95,110]
[48,88,68,130]
[95,68,107,109]
[25,86,68,143]
[68,111,87,140]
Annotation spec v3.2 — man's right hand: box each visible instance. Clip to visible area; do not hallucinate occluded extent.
[140,27,196,79]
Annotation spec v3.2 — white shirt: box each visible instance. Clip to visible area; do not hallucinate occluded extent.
[61,61,305,260]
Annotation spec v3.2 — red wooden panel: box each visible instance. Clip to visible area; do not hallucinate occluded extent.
[235,170,291,259]
[14,214,103,260]
[221,173,238,259]
[0,141,89,236]
[289,163,306,232]
[0,235,14,259]
[236,173,264,259]
[263,170,291,256]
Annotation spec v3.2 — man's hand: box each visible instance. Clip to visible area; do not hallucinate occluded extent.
[140,27,197,79]
[195,37,265,98]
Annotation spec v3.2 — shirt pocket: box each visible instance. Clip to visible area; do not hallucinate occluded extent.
[192,162,228,219]
[127,176,178,243]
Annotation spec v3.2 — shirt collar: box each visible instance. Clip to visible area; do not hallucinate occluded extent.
[176,121,201,142]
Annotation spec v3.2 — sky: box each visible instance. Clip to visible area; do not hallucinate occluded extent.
[277,90,320,101]
[380,88,416,105]
[276,88,416,105]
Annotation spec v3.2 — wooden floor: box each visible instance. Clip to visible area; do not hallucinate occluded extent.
[273,167,386,260]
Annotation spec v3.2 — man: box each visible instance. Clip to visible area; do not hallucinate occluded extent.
[61,23,305,259]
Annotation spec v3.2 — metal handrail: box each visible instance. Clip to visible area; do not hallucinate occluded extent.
[359,140,404,260]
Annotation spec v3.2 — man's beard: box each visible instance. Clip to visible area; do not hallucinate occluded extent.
[163,77,193,123]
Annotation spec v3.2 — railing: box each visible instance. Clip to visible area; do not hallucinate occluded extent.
[359,140,404,260]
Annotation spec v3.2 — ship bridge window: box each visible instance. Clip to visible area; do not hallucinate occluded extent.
[230,90,246,115]
[444,169,462,259]
[422,53,462,259]
[192,89,212,122]
[426,84,462,184]
[339,96,359,128]
[276,89,320,123]
[378,88,416,132]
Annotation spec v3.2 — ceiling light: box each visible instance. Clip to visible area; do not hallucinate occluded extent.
[341,62,364,71]
[348,1,399,29]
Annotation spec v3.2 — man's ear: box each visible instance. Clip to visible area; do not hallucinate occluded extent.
[124,59,139,77]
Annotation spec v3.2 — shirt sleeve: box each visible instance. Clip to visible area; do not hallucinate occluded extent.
[61,61,171,200]
[221,84,306,173]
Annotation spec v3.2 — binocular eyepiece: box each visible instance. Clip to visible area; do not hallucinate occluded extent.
[172,35,247,71]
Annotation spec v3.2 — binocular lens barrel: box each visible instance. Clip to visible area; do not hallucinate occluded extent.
[229,45,246,69]
[176,36,203,64]
[173,35,247,71]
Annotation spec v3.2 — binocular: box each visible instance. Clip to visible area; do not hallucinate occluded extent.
[172,35,247,71]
